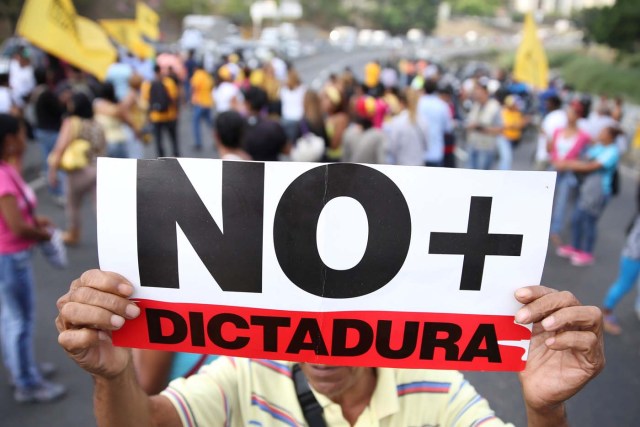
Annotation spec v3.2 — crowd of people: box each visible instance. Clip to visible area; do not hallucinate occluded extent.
[0,41,634,420]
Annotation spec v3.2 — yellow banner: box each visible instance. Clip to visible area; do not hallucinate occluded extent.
[513,13,549,90]
[136,2,160,41]
[16,0,116,81]
[100,19,155,59]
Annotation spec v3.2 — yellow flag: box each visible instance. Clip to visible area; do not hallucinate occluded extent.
[136,2,160,41]
[100,19,155,59]
[513,13,549,90]
[16,0,116,81]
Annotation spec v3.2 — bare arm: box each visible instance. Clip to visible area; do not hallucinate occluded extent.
[56,270,182,427]
[0,195,50,241]
[132,349,175,395]
[49,118,75,169]
[93,361,181,427]
[555,159,602,173]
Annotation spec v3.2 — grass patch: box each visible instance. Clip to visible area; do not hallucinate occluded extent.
[491,49,640,104]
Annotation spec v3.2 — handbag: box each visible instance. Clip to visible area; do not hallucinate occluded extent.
[58,138,91,171]
[291,120,325,162]
[4,165,67,269]
[577,172,606,217]
[48,117,92,172]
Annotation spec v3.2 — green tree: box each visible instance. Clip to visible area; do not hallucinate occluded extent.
[577,0,640,53]
[368,0,439,34]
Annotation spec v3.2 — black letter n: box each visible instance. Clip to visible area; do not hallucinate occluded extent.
[137,159,264,291]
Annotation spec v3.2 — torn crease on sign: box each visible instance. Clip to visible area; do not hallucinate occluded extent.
[97,158,556,372]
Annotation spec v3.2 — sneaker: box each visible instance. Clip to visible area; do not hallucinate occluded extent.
[603,314,622,335]
[556,245,579,259]
[571,251,595,267]
[14,380,67,403]
[8,362,57,388]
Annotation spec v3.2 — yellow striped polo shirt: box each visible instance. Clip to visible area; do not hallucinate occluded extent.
[161,357,514,427]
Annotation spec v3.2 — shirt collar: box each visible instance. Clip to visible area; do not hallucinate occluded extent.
[310,368,399,420]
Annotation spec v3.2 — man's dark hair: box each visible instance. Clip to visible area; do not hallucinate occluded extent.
[153,65,162,75]
[244,86,268,112]
[0,114,20,151]
[424,79,438,95]
[69,93,94,119]
[99,82,118,103]
[547,95,562,111]
[34,66,47,86]
[216,111,245,149]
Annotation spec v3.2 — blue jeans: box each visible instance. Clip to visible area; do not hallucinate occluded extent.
[35,129,64,197]
[604,256,640,310]
[468,148,496,170]
[571,206,601,254]
[107,143,129,158]
[497,137,513,170]
[192,105,212,149]
[281,119,301,144]
[0,250,42,388]
[550,172,578,236]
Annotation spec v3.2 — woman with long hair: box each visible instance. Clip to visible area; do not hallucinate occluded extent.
[321,86,349,162]
[120,73,148,159]
[548,101,591,248]
[385,89,428,166]
[0,114,66,402]
[93,82,130,158]
[48,93,106,245]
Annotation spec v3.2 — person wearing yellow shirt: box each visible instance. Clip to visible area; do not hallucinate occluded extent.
[364,61,382,97]
[498,95,528,170]
[141,65,180,157]
[190,64,214,151]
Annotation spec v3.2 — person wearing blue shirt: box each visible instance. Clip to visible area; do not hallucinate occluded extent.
[553,125,621,266]
[417,79,453,167]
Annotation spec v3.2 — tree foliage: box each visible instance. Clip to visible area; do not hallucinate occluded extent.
[577,0,640,53]
[367,0,439,34]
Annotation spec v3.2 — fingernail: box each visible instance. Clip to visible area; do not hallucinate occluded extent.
[125,304,140,319]
[515,309,530,324]
[118,283,133,296]
[111,315,125,328]
[545,337,555,346]
[515,288,531,299]
[98,330,110,341]
[542,316,555,330]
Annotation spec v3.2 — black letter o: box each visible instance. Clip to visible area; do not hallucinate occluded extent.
[274,164,411,298]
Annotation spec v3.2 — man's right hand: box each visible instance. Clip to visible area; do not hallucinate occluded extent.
[56,270,141,379]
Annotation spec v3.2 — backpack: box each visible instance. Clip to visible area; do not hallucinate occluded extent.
[149,80,171,113]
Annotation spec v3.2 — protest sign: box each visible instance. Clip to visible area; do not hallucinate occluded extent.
[98,158,556,371]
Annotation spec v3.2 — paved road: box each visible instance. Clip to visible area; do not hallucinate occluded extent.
[1,49,639,427]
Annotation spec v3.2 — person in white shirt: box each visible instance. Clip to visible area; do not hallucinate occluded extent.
[0,72,14,114]
[279,69,306,144]
[213,66,242,114]
[535,95,567,170]
[9,51,35,109]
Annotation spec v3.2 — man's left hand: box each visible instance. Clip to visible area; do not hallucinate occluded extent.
[515,286,604,417]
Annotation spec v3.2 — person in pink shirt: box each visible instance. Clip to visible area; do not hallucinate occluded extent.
[0,114,66,403]
[548,100,591,248]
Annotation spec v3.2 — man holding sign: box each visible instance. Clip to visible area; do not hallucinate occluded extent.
[56,159,604,426]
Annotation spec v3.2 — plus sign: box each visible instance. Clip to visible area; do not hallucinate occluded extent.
[429,197,523,291]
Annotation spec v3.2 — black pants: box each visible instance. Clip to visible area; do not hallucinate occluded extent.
[152,120,179,158]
